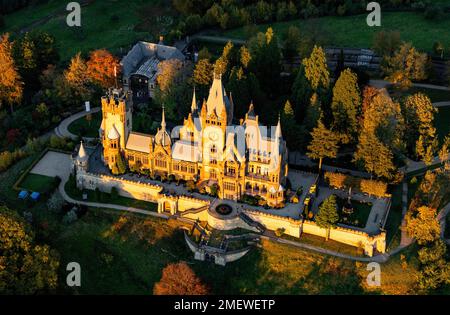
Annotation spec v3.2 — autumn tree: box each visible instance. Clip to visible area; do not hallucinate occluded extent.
[315,195,339,241]
[239,45,251,69]
[383,42,428,90]
[404,93,438,164]
[331,68,361,142]
[86,49,120,89]
[372,31,401,60]
[405,206,440,245]
[153,262,209,295]
[193,58,214,86]
[307,119,339,172]
[157,59,183,95]
[63,52,92,102]
[214,41,233,77]
[0,34,23,113]
[0,208,60,294]
[361,86,379,123]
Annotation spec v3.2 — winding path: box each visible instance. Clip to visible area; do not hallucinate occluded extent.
[55,107,100,140]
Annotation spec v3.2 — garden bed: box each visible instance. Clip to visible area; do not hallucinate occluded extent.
[336,197,372,228]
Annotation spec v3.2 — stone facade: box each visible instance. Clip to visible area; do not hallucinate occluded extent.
[100,75,289,207]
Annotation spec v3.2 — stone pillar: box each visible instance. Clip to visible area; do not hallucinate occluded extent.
[364,243,374,257]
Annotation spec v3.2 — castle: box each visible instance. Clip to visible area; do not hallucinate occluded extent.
[99,75,289,207]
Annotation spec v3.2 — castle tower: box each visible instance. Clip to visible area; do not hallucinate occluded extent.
[100,88,132,150]
[101,88,132,171]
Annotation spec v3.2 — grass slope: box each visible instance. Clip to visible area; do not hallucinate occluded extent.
[221,12,450,52]
[1,0,173,61]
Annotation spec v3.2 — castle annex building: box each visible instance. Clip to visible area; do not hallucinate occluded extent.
[100,76,289,207]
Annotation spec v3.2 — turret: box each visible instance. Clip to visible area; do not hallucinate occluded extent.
[75,141,89,172]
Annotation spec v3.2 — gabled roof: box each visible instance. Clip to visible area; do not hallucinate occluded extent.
[126,132,152,153]
[172,140,201,162]
[121,41,185,77]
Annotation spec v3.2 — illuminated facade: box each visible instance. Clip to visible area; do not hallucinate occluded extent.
[100,75,288,207]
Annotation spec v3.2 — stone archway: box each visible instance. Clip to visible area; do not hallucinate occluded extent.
[157,197,178,215]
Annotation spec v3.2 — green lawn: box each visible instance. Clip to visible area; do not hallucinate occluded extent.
[220,12,450,53]
[1,0,176,61]
[19,173,57,193]
[436,107,450,143]
[67,111,102,138]
[388,86,450,103]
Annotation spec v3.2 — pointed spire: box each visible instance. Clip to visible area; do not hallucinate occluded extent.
[77,141,88,162]
[78,141,86,158]
[275,113,282,140]
[161,105,166,131]
[191,87,197,112]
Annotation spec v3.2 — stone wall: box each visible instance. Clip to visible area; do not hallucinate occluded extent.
[77,171,163,202]
[244,209,302,238]
[244,209,386,257]
[178,196,210,211]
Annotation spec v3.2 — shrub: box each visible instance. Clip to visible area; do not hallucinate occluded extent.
[324,172,347,189]
[0,149,27,172]
[153,262,209,295]
[186,180,196,192]
[275,227,285,237]
[62,209,78,224]
[360,179,387,197]
[47,191,64,213]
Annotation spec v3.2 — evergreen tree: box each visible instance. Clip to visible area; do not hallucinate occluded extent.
[302,45,330,93]
[315,195,339,241]
[281,100,302,150]
[0,208,60,294]
[307,119,339,171]
[416,240,450,292]
[354,132,396,179]
[248,27,282,96]
[291,64,313,122]
[331,68,361,142]
[405,93,438,164]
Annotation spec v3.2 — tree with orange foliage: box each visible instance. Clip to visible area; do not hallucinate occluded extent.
[0,34,23,113]
[86,49,120,89]
[153,262,209,295]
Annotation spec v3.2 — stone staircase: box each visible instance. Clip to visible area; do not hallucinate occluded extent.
[239,212,266,233]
